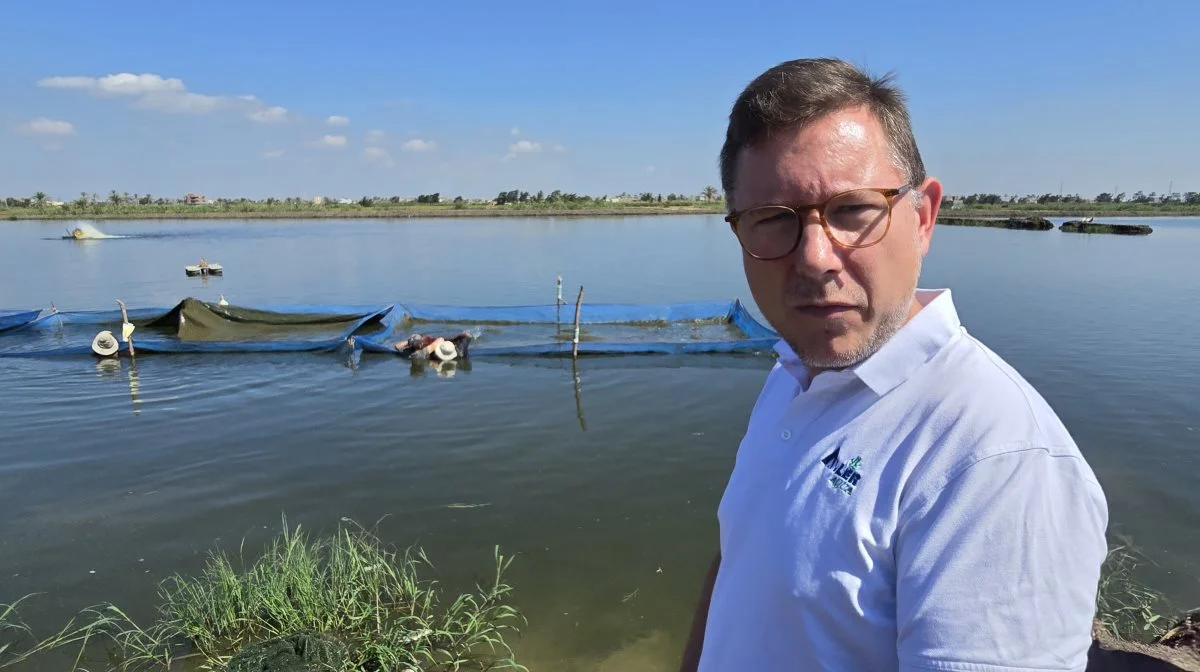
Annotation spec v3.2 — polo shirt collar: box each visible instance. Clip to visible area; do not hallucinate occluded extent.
[772,288,962,396]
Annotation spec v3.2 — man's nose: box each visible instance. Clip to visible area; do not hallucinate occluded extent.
[791,212,844,278]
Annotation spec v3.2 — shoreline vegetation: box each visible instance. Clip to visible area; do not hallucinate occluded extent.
[1,520,1197,670]
[2,188,1200,221]
[0,518,525,672]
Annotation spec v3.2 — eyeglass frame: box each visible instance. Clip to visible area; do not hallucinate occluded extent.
[725,184,915,260]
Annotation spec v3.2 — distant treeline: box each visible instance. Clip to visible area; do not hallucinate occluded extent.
[947,190,1200,206]
[1,187,729,220]
[6,186,1200,220]
[1,186,725,211]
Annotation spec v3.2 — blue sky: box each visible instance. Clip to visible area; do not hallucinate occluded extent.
[2,0,1197,201]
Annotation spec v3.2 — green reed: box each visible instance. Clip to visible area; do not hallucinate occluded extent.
[3,517,524,671]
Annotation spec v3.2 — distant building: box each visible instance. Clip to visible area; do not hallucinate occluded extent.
[184,193,206,205]
[311,196,325,205]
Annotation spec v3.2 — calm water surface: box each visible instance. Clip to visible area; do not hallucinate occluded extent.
[1,215,1198,670]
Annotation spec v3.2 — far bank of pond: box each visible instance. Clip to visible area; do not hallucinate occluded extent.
[3,203,1199,222]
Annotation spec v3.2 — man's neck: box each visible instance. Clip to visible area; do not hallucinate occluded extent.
[800,293,925,387]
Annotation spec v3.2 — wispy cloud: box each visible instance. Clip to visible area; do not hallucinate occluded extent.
[38,72,289,123]
[512,140,541,153]
[135,91,224,114]
[39,73,183,96]
[249,106,289,124]
[16,117,76,136]
[327,115,350,127]
[318,134,347,148]
[365,129,386,144]
[363,146,394,168]
[503,139,547,161]
[261,149,285,160]
[401,138,436,153]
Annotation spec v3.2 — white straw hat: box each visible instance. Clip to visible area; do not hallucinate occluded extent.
[432,339,458,361]
[91,330,119,357]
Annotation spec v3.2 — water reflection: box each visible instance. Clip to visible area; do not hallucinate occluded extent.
[573,358,587,432]
[408,358,470,378]
[94,356,143,415]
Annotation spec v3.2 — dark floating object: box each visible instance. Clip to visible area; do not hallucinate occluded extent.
[1061,220,1153,235]
[938,216,1055,231]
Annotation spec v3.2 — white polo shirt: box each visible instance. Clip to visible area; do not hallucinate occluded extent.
[698,288,1109,672]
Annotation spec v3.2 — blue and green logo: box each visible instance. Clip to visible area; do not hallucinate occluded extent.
[820,446,863,496]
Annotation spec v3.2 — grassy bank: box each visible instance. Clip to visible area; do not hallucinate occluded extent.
[942,203,1200,218]
[5,200,1200,222]
[3,200,726,221]
[3,527,1197,670]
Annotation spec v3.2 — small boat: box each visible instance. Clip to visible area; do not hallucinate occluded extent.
[62,227,86,240]
[185,259,224,276]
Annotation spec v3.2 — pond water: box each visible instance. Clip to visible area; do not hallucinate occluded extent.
[1,214,1198,670]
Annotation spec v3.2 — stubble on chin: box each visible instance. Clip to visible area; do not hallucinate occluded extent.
[785,298,911,371]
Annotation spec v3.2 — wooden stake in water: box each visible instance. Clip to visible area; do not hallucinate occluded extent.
[557,275,563,305]
[116,299,135,358]
[572,286,584,358]
[572,356,587,432]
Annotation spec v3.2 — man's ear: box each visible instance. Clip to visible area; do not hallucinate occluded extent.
[916,177,943,253]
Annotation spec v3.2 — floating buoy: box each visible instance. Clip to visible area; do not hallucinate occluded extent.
[91,330,119,357]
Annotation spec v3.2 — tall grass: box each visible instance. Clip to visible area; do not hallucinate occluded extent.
[1096,544,1171,642]
[0,596,101,669]
[3,518,525,671]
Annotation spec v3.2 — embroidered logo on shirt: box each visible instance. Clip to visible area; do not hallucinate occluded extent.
[820,446,862,496]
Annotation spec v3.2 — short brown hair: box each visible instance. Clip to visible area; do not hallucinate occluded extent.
[719,58,925,208]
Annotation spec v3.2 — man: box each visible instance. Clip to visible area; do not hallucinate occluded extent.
[394,331,473,360]
[679,58,1109,671]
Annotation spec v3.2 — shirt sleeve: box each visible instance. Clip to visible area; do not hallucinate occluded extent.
[895,445,1109,672]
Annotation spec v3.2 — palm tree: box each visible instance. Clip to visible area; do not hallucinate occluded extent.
[702,185,719,201]
[33,192,46,206]
[109,190,122,206]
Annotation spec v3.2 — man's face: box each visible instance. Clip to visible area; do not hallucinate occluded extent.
[731,106,942,372]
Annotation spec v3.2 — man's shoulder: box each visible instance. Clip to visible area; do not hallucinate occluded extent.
[919,329,1075,448]
[892,331,1107,527]
[879,330,1110,514]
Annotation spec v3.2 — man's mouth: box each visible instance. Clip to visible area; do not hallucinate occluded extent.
[792,302,858,318]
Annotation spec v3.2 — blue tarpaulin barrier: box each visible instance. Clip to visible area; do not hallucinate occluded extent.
[0,309,42,333]
[0,297,779,358]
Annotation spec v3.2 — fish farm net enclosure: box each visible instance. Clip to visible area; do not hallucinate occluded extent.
[0,298,779,358]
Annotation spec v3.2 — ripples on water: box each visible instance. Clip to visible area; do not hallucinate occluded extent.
[1,216,1199,670]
